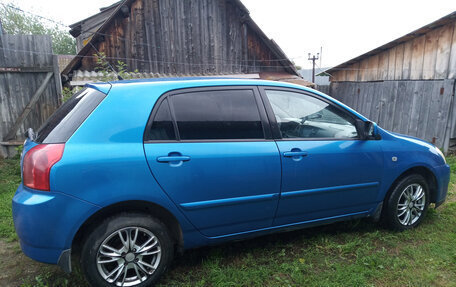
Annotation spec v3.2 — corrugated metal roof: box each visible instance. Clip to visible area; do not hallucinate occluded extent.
[326,11,456,74]
[69,70,313,87]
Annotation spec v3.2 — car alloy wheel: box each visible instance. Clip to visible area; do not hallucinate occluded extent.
[396,183,426,226]
[96,227,162,286]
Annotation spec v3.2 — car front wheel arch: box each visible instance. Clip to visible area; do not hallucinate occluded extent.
[384,166,438,206]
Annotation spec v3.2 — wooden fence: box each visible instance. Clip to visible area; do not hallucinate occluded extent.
[316,85,330,95]
[329,80,456,152]
[0,31,62,157]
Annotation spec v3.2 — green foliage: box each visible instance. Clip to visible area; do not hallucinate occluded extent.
[14,144,23,159]
[61,86,82,103]
[21,272,71,287]
[446,155,456,185]
[0,2,76,55]
[95,52,139,82]
[0,158,20,241]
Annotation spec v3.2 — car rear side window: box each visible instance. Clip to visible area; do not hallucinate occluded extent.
[148,98,176,141]
[170,90,264,140]
[35,87,107,143]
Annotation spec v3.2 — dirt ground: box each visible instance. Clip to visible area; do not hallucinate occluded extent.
[0,240,62,287]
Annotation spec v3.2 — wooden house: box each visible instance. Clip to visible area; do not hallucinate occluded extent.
[325,11,456,152]
[63,0,310,86]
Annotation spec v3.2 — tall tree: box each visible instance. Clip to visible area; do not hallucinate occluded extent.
[0,2,76,54]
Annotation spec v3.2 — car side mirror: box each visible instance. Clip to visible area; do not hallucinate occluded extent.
[355,120,379,140]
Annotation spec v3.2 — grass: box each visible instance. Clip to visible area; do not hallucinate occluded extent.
[0,156,20,241]
[0,156,455,286]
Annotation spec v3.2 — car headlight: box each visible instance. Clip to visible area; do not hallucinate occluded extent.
[435,147,446,164]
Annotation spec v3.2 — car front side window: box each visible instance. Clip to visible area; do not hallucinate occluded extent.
[265,90,358,139]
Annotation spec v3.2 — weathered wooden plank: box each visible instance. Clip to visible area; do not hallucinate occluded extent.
[407,81,424,137]
[424,81,444,144]
[359,59,369,81]
[0,24,4,67]
[3,72,53,141]
[367,54,379,81]
[374,81,387,124]
[367,82,379,121]
[444,80,456,152]
[345,63,358,81]
[422,28,439,80]
[0,66,54,73]
[392,81,407,133]
[386,47,396,80]
[402,41,413,79]
[394,43,404,80]
[448,22,456,79]
[382,81,396,130]
[53,55,62,104]
[410,35,426,79]
[440,79,455,152]
[356,83,364,112]
[417,81,434,139]
[435,80,452,148]
[377,51,389,80]
[362,82,373,116]
[435,24,453,79]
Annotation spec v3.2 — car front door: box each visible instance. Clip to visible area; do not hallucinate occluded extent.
[143,87,281,237]
[260,88,384,226]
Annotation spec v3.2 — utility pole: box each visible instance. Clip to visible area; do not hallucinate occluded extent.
[308,52,320,84]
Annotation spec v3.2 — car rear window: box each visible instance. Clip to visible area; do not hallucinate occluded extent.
[35,87,107,143]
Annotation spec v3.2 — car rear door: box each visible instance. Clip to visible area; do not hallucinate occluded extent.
[260,87,384,226]
[143,86,281,237]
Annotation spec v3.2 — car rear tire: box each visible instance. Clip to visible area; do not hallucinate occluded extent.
[80,213,174,287]
[383,174,430,231]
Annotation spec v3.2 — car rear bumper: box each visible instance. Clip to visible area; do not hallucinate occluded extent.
[434,164,450,208]
[12,184,100,266]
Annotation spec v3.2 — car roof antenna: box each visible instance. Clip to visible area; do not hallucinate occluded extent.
[89,42,124,81]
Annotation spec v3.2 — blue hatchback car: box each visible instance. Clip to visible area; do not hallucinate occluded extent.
[13,79,449,286]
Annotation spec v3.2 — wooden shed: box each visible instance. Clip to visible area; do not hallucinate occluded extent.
[63,0,310,86]
[326,11,456,152]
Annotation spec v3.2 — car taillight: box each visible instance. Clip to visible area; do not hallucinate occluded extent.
[23,144,65,191]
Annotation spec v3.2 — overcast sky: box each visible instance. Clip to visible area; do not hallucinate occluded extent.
[2,0,456,70]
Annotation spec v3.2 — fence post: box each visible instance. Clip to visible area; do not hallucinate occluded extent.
[53,55,63,104]
[443,79,456,154]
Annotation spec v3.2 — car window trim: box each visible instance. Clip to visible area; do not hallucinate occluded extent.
[257,86,362,141]
[143,86,272,143]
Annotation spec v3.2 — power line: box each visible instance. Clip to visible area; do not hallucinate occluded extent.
[0,46,303,69]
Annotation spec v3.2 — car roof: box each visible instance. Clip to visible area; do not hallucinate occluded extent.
[87,77,314,93]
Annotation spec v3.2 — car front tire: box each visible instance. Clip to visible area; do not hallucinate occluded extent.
[383,174,430,231]
[80,213,174,287]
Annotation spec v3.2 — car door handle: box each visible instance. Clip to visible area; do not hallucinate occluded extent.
[157,155,191,163]
[283,151,308,157]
